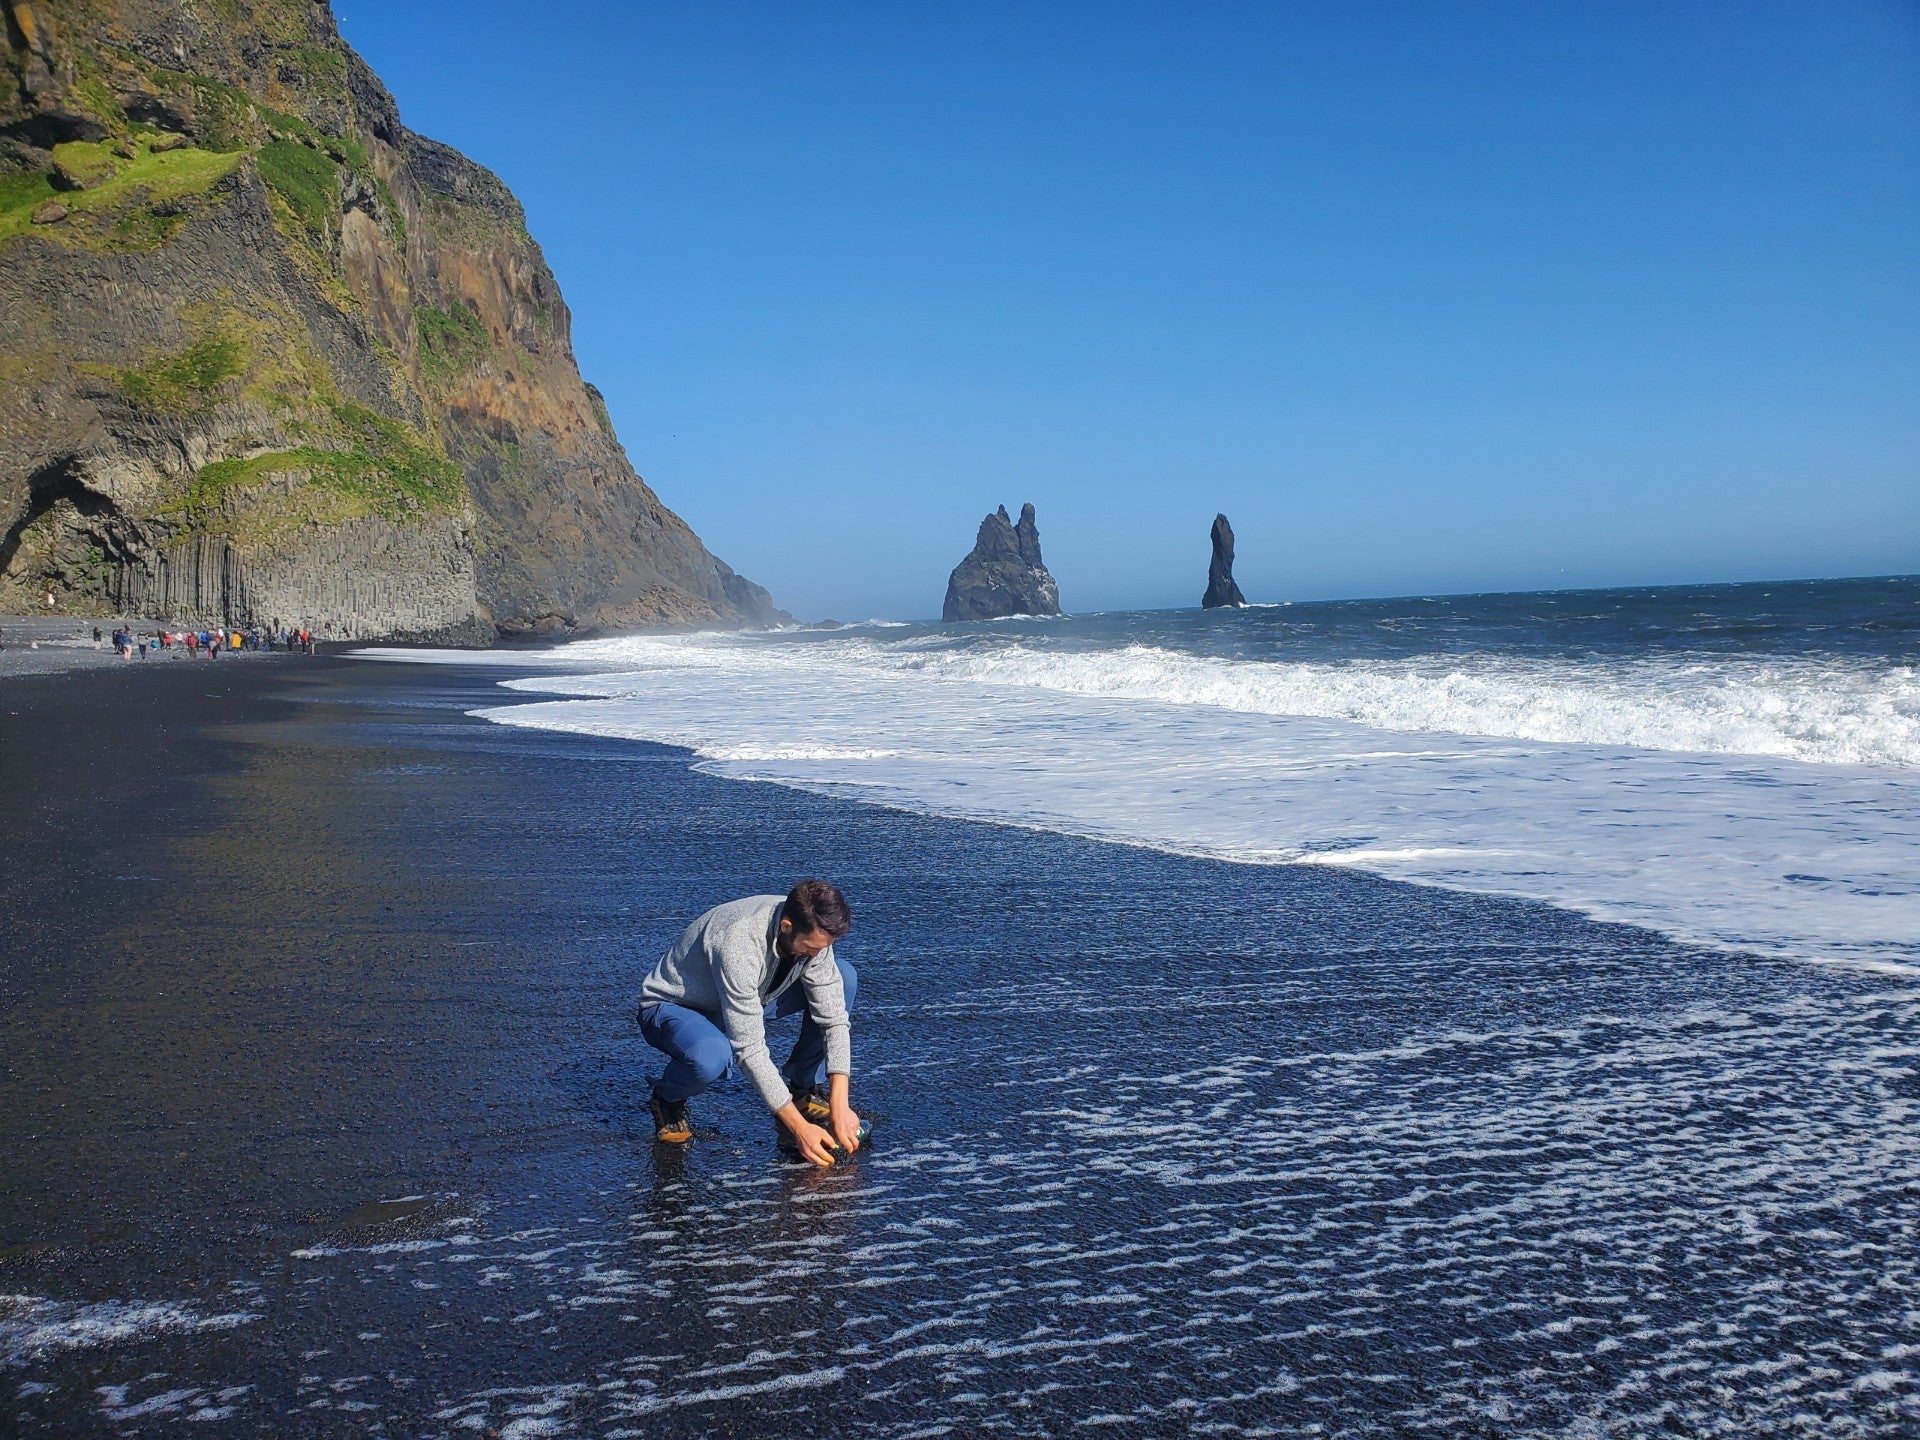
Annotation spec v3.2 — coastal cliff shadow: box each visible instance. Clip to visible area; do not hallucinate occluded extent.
[0,457,109,581]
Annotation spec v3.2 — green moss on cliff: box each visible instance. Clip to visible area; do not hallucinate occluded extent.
[108,204,188,248]
[255,103,319,144]
[417,188,530,252]
[0,169,56,215]
[327,133,370,172]
[202,0,314,46]
[325,402,465,508]
[587,388,616,438]
[417,302,490,383]
[101,48,300,152]
[168,402,464,537]
[0,140,244,250]
[117,332,249,412]
[255,138,338,239]
[9,38,401,266]
[182,73,262,153]
[49,140,117,188]
[67,51,131,138]
[290,44,347,81]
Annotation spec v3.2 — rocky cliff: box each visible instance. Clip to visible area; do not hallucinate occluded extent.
[1202,512,1246,608]
[943,502,1060,622]
[0,0,784,639]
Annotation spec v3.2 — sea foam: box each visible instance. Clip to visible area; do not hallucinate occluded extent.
[0,1295,259,1367]
[889,642,1920,770]
[360,609,1920,974]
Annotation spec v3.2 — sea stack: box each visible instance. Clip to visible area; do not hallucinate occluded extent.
[1202,513,1247,608]
[942,503,1062,622]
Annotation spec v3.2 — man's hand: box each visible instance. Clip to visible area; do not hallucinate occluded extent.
[826,1072,862,1154]
[828,1100,863,1154]
[776,1103,839,1167]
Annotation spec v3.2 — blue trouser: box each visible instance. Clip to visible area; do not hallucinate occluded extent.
[639,959,859,1104]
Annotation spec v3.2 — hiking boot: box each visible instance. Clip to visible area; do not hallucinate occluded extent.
[649,1092,692,1144]
[788,1083,832,1125]
[776,1087,826,1157]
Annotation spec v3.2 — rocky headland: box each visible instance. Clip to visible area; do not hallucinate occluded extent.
[1,0,785,640]
[942,502,1060,622]
[1202,512,1246,608]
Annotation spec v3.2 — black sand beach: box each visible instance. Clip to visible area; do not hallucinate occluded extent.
[3,658,1917,1436]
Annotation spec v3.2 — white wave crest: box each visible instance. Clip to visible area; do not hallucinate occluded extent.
[702,744,902,762]
[893,644,1920,770]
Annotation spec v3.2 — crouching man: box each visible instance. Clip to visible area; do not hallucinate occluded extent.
[636,879,861,1167]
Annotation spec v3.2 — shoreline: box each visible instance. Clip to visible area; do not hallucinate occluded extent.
[17,622,1912,978]
[0,613,790,681]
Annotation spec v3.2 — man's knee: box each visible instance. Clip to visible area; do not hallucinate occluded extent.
[686,1031,732,1084]
[836,958,858,1012]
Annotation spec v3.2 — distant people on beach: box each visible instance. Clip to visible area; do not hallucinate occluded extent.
[61,620,322,660]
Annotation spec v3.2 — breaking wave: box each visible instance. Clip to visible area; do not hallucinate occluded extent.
[358,581,1920,973]
[886,643,1920,770]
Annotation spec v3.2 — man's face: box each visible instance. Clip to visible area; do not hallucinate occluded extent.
[779,921,838,960]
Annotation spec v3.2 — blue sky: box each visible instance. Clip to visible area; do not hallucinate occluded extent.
[336,1,1920,621]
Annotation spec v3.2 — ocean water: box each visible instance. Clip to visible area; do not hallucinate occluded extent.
[379,575,1920,975]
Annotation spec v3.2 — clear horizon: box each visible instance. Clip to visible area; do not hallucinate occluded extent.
[825,569,1920,628]
[338,1,1920,623]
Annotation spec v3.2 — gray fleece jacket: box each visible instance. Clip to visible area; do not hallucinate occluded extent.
[637,894,851,1112]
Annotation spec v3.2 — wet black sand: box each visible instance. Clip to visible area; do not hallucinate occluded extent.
[2,658,1917,1436]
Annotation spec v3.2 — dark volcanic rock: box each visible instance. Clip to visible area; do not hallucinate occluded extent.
[943,503,1061,622]
[1202,512,1247,609]
[0,0,786,639]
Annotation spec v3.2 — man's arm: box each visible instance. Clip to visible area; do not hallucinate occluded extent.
[714,947,843,1166]
[799,947,852,1076]
[801,949,860,1153]
[714,957,796,1114]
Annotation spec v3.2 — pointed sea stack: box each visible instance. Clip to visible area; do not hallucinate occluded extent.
[942,503,1062,622]
[1202,513,1247,609]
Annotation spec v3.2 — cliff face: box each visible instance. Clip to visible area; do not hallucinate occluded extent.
[0,0,784,638]
[943,502,1061,622]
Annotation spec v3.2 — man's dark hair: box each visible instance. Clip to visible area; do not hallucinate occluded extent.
[785,879,851,939]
